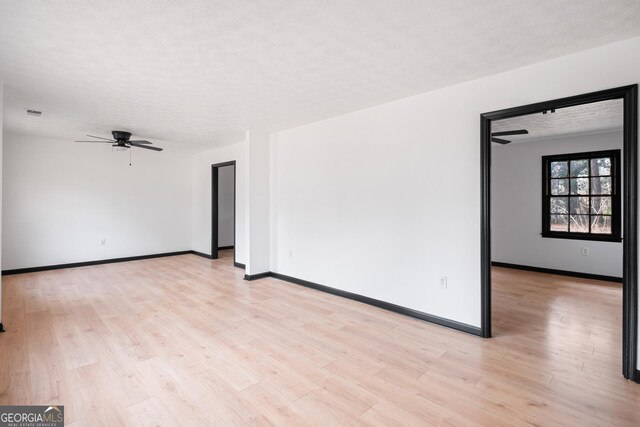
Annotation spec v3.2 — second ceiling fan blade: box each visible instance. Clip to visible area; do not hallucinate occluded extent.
[491,129,528,137]
[128,140,153,144]
[86,134,116,141]
[130,142,163,151]
[76,140,115,143]
[491,137,511,144]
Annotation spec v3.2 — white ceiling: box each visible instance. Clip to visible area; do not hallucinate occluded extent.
[492,99,624,143]
[1,1,639,148]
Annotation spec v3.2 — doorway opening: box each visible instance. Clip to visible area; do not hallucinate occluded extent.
[480,85,638,381]
[211,161,236,266]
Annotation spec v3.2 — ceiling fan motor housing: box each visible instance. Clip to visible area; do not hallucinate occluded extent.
[112,130,132,142]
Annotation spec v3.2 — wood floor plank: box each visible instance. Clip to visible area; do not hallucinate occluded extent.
[124,397,180,427]
[0,253,638,425]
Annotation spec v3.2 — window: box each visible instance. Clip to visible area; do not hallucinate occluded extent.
[542,149,621,242]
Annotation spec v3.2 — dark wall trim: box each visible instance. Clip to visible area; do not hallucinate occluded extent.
[268,272,482,336]
[244,272,270,281]
[218,245,235,250]
[193,249,245,267]
[211,161,237,265]
[480,111,492,338]
[492,261,623,283]
[0,323,4,333]
[481,84,638,381]
[622,85,639,383]
[191,250,214,259]
[211,165,219,260]
[2,251,192,275]
[2,250,246,275]
[634,370,640,383]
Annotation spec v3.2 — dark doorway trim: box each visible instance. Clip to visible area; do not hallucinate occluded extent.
[211,161,237,265]
[480,84,638,381]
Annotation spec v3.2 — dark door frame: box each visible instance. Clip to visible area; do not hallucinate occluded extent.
[480,84,638,380]
[211,161,237,264]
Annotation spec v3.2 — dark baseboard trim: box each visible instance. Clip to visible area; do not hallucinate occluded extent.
[218,246,235,250]
[191,251,244,269]
[190,250,214,259]
[269,272,482,336]
[0,323,4,333]
[244,272,270,281]
[2,251,193,275]
[191,246,244,270]
[491,261,623,283]
[634,370,640,383]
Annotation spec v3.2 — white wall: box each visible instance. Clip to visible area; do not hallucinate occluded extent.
[492,131,623,277]
[217,165,235,247]
[2,133,192,270]
[270,33,640,354]
[247,131,270,275]
[191,140,247,263]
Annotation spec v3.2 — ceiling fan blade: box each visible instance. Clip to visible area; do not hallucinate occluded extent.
[491,129,529,137]
[75,140,115,143]
[130,142,163,151]
[491,137,511,144]
[86,134,116,141]
[128,140,153,144]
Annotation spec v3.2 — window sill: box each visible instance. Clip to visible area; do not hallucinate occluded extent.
[540,232,622,243]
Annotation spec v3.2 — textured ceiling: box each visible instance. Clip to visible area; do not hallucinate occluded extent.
[1,1,639,148]
[492,99,623,143]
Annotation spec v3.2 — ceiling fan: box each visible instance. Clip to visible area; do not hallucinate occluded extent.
[76,131,163,151]
[491,129,529,144]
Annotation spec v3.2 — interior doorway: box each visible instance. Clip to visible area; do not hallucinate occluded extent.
[480,85,638,381]
[211,161,236,265]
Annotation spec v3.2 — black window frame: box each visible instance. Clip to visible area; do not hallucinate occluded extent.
[541,149,621,242]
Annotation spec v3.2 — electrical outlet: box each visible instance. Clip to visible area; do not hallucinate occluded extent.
[440,276,448,289]
[581,247,589,256]
[101,238,107,246]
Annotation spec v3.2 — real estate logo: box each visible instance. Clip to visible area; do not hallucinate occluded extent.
[0,405,64,427]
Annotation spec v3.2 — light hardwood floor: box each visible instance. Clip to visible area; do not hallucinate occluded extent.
[1,252,639,426]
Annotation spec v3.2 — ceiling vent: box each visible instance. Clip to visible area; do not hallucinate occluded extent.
[26,109,42,116]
